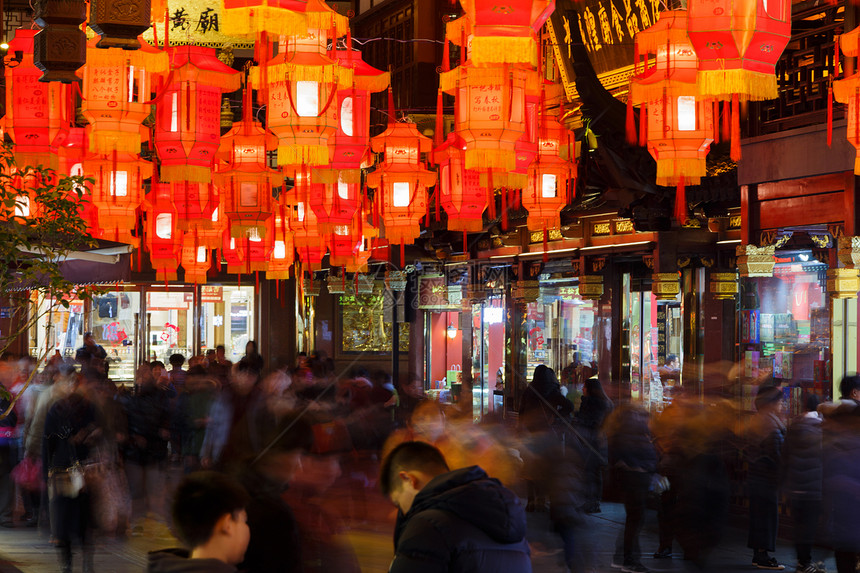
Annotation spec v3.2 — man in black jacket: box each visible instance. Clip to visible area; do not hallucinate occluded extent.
[380,441,531,573]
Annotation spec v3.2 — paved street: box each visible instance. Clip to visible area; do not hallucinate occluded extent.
[0,501,840,573]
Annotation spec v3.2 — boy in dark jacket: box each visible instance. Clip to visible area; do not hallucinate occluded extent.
[783,394,824,573]
[381,441,531,573]
[148,471,250,573]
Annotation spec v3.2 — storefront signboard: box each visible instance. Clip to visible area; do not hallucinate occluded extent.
[201,286,223,303]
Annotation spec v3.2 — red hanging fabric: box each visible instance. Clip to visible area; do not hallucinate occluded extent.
[730,94,741,162]
[674,174,686,225]
[713,100,720,144]
[543,227,548,263]
[722,100,730,142]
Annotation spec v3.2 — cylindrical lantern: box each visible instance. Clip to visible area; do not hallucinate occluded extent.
[365,121,436,247]
[445,0,554,66]
[687,0,791,101]
[253,2,352,169]
[215,116,280,238]
[84,152,151,246]
[145,183,180,282]
[266,210,295,280]
[2,29,68,169]
[81,38,167,155]
[154,46,241,183]
[440,63,536,172]
[522,104,574,232]
[835,26,860,174]
[631,11,715,186]
[432,132,487,232]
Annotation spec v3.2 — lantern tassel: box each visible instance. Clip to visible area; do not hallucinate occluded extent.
[487,170,496,220]
[639,105,647,147]
[626,88,637,146]
[255,271,260,293]
[543,227,549,263]
[674,174,686,225]
[730,94,741,162]
[501,184,508,231]
[828,81,833,148]
[722,100,730,142]
[713,100,720,144]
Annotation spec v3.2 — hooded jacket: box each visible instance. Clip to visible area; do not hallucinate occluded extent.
[147,548,237,573]
[390,466,531,573]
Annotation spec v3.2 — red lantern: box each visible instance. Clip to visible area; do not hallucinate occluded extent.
[445,0,553,66]
[145,183,180,282]
[432,132,487,232]
[328,208,377,273]
[254,0,351,168]
[81,38,167,154]
[215,106,280,238]
[366,121,436,247]
[172,181,226,242]
[84,152,151,245]
[631,11,714,186]
[2,29,68,169]
[55,127,101,234]
[687,0,791,101]
[222,223,273,275]
[154,46,241,183]
[440,62,537,172]
[180,230,211,284]
[285,176,328,271]
[522,94,574,232]
[835,26,860,174]
[266,210,295,280]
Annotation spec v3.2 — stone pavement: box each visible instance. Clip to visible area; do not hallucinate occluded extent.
[0,502,840,573]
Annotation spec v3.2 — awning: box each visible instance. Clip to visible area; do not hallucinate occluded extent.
[11,238,134,289]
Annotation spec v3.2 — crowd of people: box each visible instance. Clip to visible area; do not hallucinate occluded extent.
[0,344,859,573]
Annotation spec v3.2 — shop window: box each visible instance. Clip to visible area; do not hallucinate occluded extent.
[340,288,410,353]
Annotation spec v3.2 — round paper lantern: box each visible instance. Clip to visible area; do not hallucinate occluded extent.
[145,183,180,282]
[80,38,167,155]
[215,113,280,239]
[432,132,487,232]
[630,11,715,186]
[687,0,791,101]
[154,46,241,183]
[365,120,436,247]
[2,29,68,169]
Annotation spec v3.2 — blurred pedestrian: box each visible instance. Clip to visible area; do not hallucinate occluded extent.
[380,441,531,573]
[783,394,825,573]
[820,375,860,573]
[576,371,613,514]
[747,385,786,570]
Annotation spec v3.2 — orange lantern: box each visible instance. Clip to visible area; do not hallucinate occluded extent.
[687,0,791,101]
[365,120,436,249]
[253,0,350,168]
[522,99,574,232]
[55,128,101,234]
[440,62,537,172]
[285,176,328,270]
[630,11,714,187]
[444,0,553,66]
[145,183,180,282]
[84,152,151,245]
[432,132,487,232]
[835,26,860,174]
[80,38,167,155]
[215,96,280,238]
[180,230,212,284]
[266,210,295,280]
[2,29,68,169]
[172,181,226,240]
[222,223,273,275]
[221,0,307,38]
[328,208,377,272]
[154,46,241,183]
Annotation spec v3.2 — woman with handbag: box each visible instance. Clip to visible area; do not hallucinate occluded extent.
[43,368,99,573]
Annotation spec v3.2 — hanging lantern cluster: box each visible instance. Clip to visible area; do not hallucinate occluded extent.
[835,27,860,174]
[630,11,715,189]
